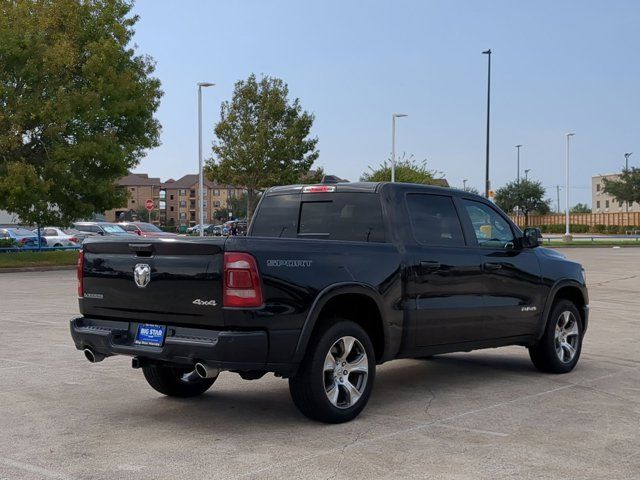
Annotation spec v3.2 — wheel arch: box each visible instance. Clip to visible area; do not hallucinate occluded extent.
[537,280,588,339]
[292,283,390,366]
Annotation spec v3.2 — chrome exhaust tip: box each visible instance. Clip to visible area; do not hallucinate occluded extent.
[194,362,219,379]
[83,348,105,363]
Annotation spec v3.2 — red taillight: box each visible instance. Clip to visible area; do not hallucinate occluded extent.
[223,252,263,308]
[302,185,336,193]
[69,237,78,243]
[77,250,84,298]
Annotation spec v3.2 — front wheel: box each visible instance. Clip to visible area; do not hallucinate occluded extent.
[289,320,376,423]
[529,300,583,373]
[142,364,216,397]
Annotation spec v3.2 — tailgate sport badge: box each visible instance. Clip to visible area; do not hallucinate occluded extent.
[134,263,151,288]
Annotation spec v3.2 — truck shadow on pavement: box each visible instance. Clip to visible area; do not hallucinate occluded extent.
[115,350,551,429]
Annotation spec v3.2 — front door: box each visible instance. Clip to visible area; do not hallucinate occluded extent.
[457,198,543,339]
[403,193,486,347]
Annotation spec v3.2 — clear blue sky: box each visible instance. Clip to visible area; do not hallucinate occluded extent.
[132,0,639,209]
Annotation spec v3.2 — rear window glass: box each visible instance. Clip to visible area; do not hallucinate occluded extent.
[406,194,465,246]
[103,225,126,233]
[251,193,385,243]
[138,223,162,233]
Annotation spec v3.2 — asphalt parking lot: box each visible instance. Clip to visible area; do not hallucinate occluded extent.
[1,248,639,480]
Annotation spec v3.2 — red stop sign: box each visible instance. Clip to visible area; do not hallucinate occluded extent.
[145,199,154,211]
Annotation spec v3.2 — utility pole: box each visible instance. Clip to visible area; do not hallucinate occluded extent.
[482,49,492,198]
[556,185,561,214]
[515,145,522,183]
[624,152,632,212]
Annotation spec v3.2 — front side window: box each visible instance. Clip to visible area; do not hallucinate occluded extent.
[102,225,127,234]
[406,194,465,246]
[461,199,514,248]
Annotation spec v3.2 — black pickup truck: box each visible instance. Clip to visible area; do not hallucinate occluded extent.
[71,182,589,423]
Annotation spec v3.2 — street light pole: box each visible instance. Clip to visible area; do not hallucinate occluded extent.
[463,179,468,191]
[482,49,492,198]
[515,145,522,183]
[391,113,408,182]
[624,152,633,212]
[565,133,575,240]
[197,82,215,237]
[524,169,530,181]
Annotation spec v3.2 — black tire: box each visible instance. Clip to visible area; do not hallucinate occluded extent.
[529,299,583,374]
[289,319,376,424]
[142,364,216,397]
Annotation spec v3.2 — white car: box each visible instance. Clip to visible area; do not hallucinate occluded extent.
[34,227,82,247]
[186,224,211,234]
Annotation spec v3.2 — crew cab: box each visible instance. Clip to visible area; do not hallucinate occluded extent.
[70,182,589,423]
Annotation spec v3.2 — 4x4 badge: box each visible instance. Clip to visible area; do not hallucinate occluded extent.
[134,263,151,288]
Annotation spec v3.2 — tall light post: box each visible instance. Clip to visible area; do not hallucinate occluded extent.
[463,179,468,191]
[564,133,575,241]
[482,49,492,198]
[391,113,408,182]
[515,144,522,182]
[624,152,633,212]
[197,82,215,237]
[524,169,531,181]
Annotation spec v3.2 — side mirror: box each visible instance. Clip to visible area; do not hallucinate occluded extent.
[522,227,543,248]
[97,230,105,236]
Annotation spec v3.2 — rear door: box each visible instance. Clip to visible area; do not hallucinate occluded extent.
[457,198,542,338]
[403,193,486,346]
[81,237,227,327]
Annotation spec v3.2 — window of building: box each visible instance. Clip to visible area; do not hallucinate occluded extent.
[213,189,220,196]
[190,190,196,198]
[170,194,174,200]
[619,201,623,207]
[130,187,136,192]
[596,184,601,192]
[179,200,186,208]
[179,189,186,196]
[179,212,186,220]
[170,206,174,212]
[596,201,600,209]
[605,200,610,208]
[214,201,221,208]
[203,199,207,207]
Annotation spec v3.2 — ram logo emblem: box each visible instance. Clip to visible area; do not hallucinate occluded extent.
[134,263,151,288]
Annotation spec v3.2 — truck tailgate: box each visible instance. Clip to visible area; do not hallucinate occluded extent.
[80,237,226,327]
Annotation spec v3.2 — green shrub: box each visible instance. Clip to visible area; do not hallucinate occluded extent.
[0,238,17,248]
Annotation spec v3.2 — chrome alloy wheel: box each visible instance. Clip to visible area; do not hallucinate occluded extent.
[554,311,580,363]
[323,336,369,409]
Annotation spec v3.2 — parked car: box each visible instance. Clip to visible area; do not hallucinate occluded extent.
[1,227,47,248]
[118,222,177,238]
[186,224,210,234]
[71,182,588,424]
[73,222,133,237]
[224,220,247,235]
[32,227,80,247]
[204,224,223,236]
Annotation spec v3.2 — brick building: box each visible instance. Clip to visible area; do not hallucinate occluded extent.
[104,173,163,222]
[163,174,245,227]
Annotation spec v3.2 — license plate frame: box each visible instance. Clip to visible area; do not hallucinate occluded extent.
[134,323,166,347]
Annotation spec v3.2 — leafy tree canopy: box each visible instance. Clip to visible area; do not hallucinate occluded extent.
[570,203,591,214]
[360,154,443,185]
[494,179,551,221]
[0,0,162,225]
[602,167,640,206]
[207,74,319,219]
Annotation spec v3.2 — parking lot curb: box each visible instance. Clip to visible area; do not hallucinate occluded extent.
[0,265,77,273]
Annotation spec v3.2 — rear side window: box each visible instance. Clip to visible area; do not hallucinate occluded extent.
[406,194,465,246]
[251,193,386,243]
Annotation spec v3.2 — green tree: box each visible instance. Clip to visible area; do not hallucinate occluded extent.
[462,185,480,195]
[570,203,591,214]
[134,207,157,222]
[207,74,319,221]
[0,0,162,226]
[602,168,640,208]
[494,179,551,224]
[360,154,443,184]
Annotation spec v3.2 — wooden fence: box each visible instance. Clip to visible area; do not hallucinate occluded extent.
[510,212,640,228]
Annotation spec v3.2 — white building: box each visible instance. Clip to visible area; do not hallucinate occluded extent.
[592,174,640,213]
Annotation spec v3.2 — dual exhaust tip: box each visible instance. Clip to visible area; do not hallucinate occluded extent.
[84,349,218,379]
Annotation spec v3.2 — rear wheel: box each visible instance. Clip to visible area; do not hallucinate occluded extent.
[142,364,216,397]
[529,300,583,373]
[289,319,376,423]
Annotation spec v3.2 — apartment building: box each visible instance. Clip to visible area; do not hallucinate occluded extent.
[104,173,163,222]
[163,174,245,227]
[592,174,640,213]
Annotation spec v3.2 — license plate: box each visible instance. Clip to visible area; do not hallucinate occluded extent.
[135,324,166,347]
